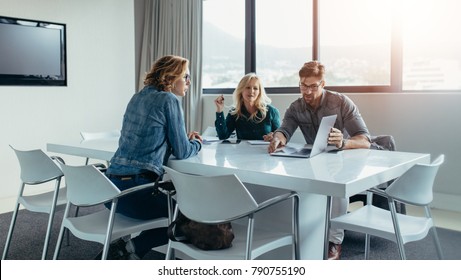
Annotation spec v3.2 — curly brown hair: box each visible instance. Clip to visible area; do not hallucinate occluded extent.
[144,55,189,91]
[299,60,325,80]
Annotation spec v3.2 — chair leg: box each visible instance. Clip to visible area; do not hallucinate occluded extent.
[166,201,177,260]
[101,202,118,260]
[53,226,65,260]
[167,194,174,224]
[41,180,62,260]
[425,206,444,260]
[53,204,72,260]
[364,234,371,260]
[388,199,406,260]
[431,227,444,260]
[101,243,111,260]
[65,229,71,246]
[165,242,174,260]
[64,206,80,246]
[1,203,20,260]
[323,196,333,260]
[245,216,255,260]
[292,195,300,260]
[42,209,56,259]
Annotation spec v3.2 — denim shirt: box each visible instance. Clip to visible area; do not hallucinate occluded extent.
[276,90,370,144]
[215,104,281,140]
[107,85,201,177]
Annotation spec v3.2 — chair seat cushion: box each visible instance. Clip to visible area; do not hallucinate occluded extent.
[331,205,433,244]
[64,209,168,244]
[168,222,293,260]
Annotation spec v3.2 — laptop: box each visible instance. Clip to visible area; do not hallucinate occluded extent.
[270,114,337,158]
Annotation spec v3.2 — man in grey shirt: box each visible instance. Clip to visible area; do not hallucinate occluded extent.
[268,61,371,260]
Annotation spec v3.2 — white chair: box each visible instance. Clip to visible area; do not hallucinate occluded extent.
[349,135,406,214]
[331,154,445,259]
[80,130,120,165]
[163,166,300,260]
[2,146,67,260]
[53,164,169,260]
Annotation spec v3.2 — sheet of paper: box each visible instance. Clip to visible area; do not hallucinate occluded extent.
[247,140,270,145]
[202,137,222,144]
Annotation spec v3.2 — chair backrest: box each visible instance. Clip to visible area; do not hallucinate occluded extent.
[385,154,444,206]
[59,164,120,206]
[80,130,120,141]
[370,135,396,151]
[10,145,63,184]
[163,166,258,223]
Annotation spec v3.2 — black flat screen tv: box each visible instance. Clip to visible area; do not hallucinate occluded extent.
[0,16,67,86]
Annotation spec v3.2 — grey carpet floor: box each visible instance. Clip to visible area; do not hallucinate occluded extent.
[1,207,460,260]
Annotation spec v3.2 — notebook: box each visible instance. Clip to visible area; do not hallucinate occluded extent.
[270,114,337,158]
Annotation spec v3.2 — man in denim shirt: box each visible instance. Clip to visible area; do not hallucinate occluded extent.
[104,55,202,259]
[268,61,371,260]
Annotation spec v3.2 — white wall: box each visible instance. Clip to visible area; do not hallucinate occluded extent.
[0,0,135,211]
[349,92,461,212]
[201,93,461,213]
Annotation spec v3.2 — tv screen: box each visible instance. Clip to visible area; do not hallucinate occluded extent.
[0,16,66,86]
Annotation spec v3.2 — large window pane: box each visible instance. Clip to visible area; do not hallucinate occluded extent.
[319,0,391,86]
[255,0,312,87]
[202,0,245,88]
[202,0,461,93]
[402,0,461,90]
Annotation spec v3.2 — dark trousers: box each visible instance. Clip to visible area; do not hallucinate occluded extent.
[106,173,169,258]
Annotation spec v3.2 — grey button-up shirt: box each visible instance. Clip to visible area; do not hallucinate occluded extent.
[276,90,370,144]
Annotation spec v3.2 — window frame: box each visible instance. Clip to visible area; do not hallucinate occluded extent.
[202,0,460,94]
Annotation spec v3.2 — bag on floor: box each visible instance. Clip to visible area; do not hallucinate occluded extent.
[167,211,234,250]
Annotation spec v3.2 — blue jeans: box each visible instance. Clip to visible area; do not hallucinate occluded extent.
[106,173,169,258]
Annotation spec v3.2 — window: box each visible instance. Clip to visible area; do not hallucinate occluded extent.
[319,0,391,87]
[255,0,312,88]
[202,0,461,93]
[402,0,461,90]
[202,0,245,89]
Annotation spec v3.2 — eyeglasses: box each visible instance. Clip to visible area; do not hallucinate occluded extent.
[183,74,191,83]
[299,81,323,91]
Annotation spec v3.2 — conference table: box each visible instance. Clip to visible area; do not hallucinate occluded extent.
[47,138,430,259]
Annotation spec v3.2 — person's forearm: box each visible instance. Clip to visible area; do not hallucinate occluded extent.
[342,135,370,149]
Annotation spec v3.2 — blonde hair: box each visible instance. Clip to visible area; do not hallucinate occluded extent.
[144,55,189,91]
[231,73,271,123]
[299,60,325,80]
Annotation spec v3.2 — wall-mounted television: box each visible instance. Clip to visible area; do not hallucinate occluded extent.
[0,16,67,86]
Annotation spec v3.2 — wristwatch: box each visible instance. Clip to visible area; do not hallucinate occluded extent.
[339,139,347,150]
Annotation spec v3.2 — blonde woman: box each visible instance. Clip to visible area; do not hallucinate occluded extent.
[214,73,280,140]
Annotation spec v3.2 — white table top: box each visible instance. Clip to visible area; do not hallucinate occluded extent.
[47,138,118,162]
[47,138,431,259]
[47,139,430,198]
[170,142,429,197]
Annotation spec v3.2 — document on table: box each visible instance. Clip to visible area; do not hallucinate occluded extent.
[247,140,270,145]
[202,136,222,144]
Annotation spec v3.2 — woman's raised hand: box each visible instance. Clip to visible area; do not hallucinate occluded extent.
[214,94,225,113]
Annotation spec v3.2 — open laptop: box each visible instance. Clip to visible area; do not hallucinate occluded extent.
[270,114,337,158]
